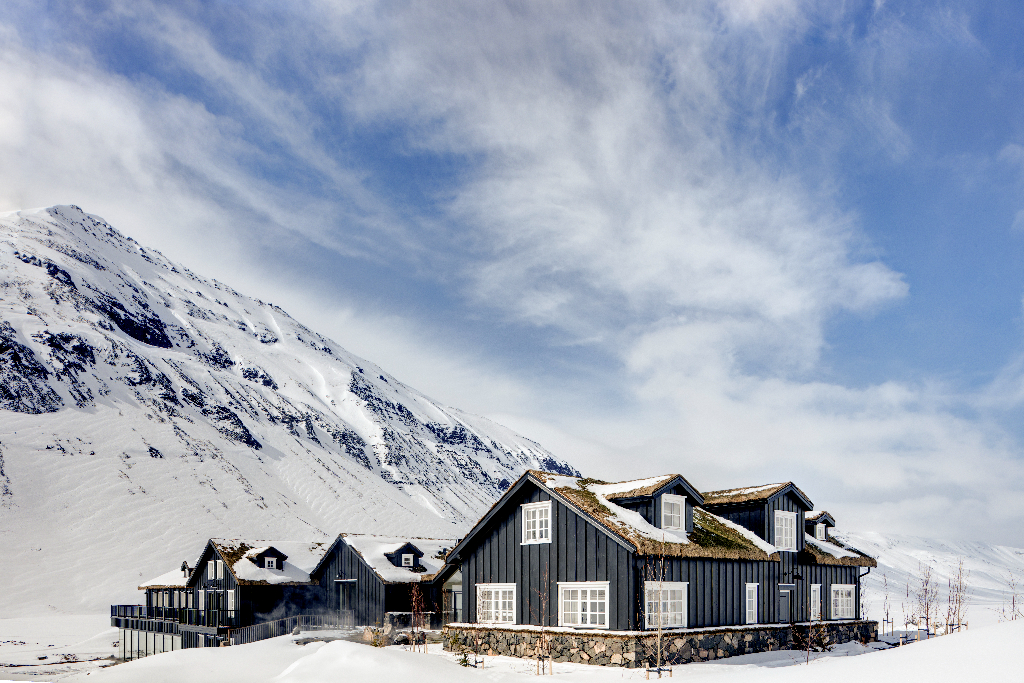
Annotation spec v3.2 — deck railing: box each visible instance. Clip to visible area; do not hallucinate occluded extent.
[230,612,354,646]
[111,605,238,628]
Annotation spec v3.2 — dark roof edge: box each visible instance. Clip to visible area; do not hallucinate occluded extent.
[309,534,346,579]
[651,475,706,507]
[807,511,836,526]
[447,472,636,562]
[770,483,814,511]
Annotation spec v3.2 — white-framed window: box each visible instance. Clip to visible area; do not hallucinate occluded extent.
[402,554,414,567]
[216,560,224,579]
[774,511,797,551]
[265,557,277,570]
[522,501,552,544]
[815,523,826,541]
[660,494,686,531]
[477,583,515,624]
[810,584,821,621]
[644,581,688,628]
[745,583,759,625]
[558,582,609,628]
[831,584,855,619]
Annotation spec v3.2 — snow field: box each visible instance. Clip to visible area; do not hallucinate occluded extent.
[0,614,115,680]
[37,619,1023,683]
[841,531,1024,629]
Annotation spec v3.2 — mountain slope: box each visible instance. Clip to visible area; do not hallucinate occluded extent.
[0,205,576,615]
[836,530,1024,629]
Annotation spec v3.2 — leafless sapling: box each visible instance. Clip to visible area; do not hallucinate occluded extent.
[529,561,553,675]
[944,556,970,634]
[410,584,426,652]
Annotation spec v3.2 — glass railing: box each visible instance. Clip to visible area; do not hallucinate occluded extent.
[180,609,238,627]
[111,606,237,627]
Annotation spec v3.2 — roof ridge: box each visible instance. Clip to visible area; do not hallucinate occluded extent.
[703,482,789,496]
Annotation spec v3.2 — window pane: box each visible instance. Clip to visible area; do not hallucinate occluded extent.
[480,589,493,622]
[564,589,579,624]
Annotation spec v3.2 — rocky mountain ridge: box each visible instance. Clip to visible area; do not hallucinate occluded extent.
[0,205,576,614]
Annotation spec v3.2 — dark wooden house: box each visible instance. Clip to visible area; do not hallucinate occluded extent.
[112,538,330,659]
[310,534,457,628]
[112,534,457,660]
[445,470,876,636]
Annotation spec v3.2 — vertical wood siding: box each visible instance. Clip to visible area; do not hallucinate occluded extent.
[462,484,638,630]
[458,482,866,631]
[710,505,767,541]
[314,541,386,626]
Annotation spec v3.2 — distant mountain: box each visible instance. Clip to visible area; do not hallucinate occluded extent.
[0,205,576,614]
[836,530,1024,630]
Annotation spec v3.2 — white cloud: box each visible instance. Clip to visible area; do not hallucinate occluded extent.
[1,0,1023,545]
[317,0,1024,543]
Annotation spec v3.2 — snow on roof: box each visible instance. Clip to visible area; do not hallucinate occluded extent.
[708,512,779,556]
[210,539,330,585]
[803,534,877,567]
[591,475,676,498]
[805,534,858,559]
[703,481,812,508]
[526,471,776,561]
[342,534,457,583]
[139,569,189,589]
[592,488,689,545]
[806,510,835,524]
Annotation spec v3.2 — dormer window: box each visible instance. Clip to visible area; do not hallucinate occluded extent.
[815,523,826,541]
[661,494,685,531]
[402,554,414,567]
[774,511,797,551]
[265,557,277,570]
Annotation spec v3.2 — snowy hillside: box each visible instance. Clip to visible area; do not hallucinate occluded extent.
[0,205,576,616]
[837,530,1024,629]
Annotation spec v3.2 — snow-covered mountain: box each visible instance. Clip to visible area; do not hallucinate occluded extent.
[836,530,1024,629]
[0,205,576,615]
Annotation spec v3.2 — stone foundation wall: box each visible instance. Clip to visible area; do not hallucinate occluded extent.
[443,621,877,668]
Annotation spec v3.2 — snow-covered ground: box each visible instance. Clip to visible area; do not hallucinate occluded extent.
[0,619,1011,683]
[0,615,115,681]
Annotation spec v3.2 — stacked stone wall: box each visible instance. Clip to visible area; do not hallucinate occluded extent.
[443,621,877,668]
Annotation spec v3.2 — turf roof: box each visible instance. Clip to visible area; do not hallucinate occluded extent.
[529,472,779,561]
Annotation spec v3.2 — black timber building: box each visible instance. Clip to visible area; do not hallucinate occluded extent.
[446,470,875,633]
[111,534,456,660]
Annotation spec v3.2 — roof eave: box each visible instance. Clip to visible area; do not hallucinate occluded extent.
[649,475,706,506]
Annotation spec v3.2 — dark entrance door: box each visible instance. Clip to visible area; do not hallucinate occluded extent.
[779,590,792,623]
[338,580,356,625]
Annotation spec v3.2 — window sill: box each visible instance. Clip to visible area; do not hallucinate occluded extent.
[520,540,552,545]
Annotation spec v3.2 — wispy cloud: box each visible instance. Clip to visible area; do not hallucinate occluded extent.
[1,0,1023,542]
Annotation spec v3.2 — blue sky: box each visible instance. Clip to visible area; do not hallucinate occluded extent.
[3,0,1024,543]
